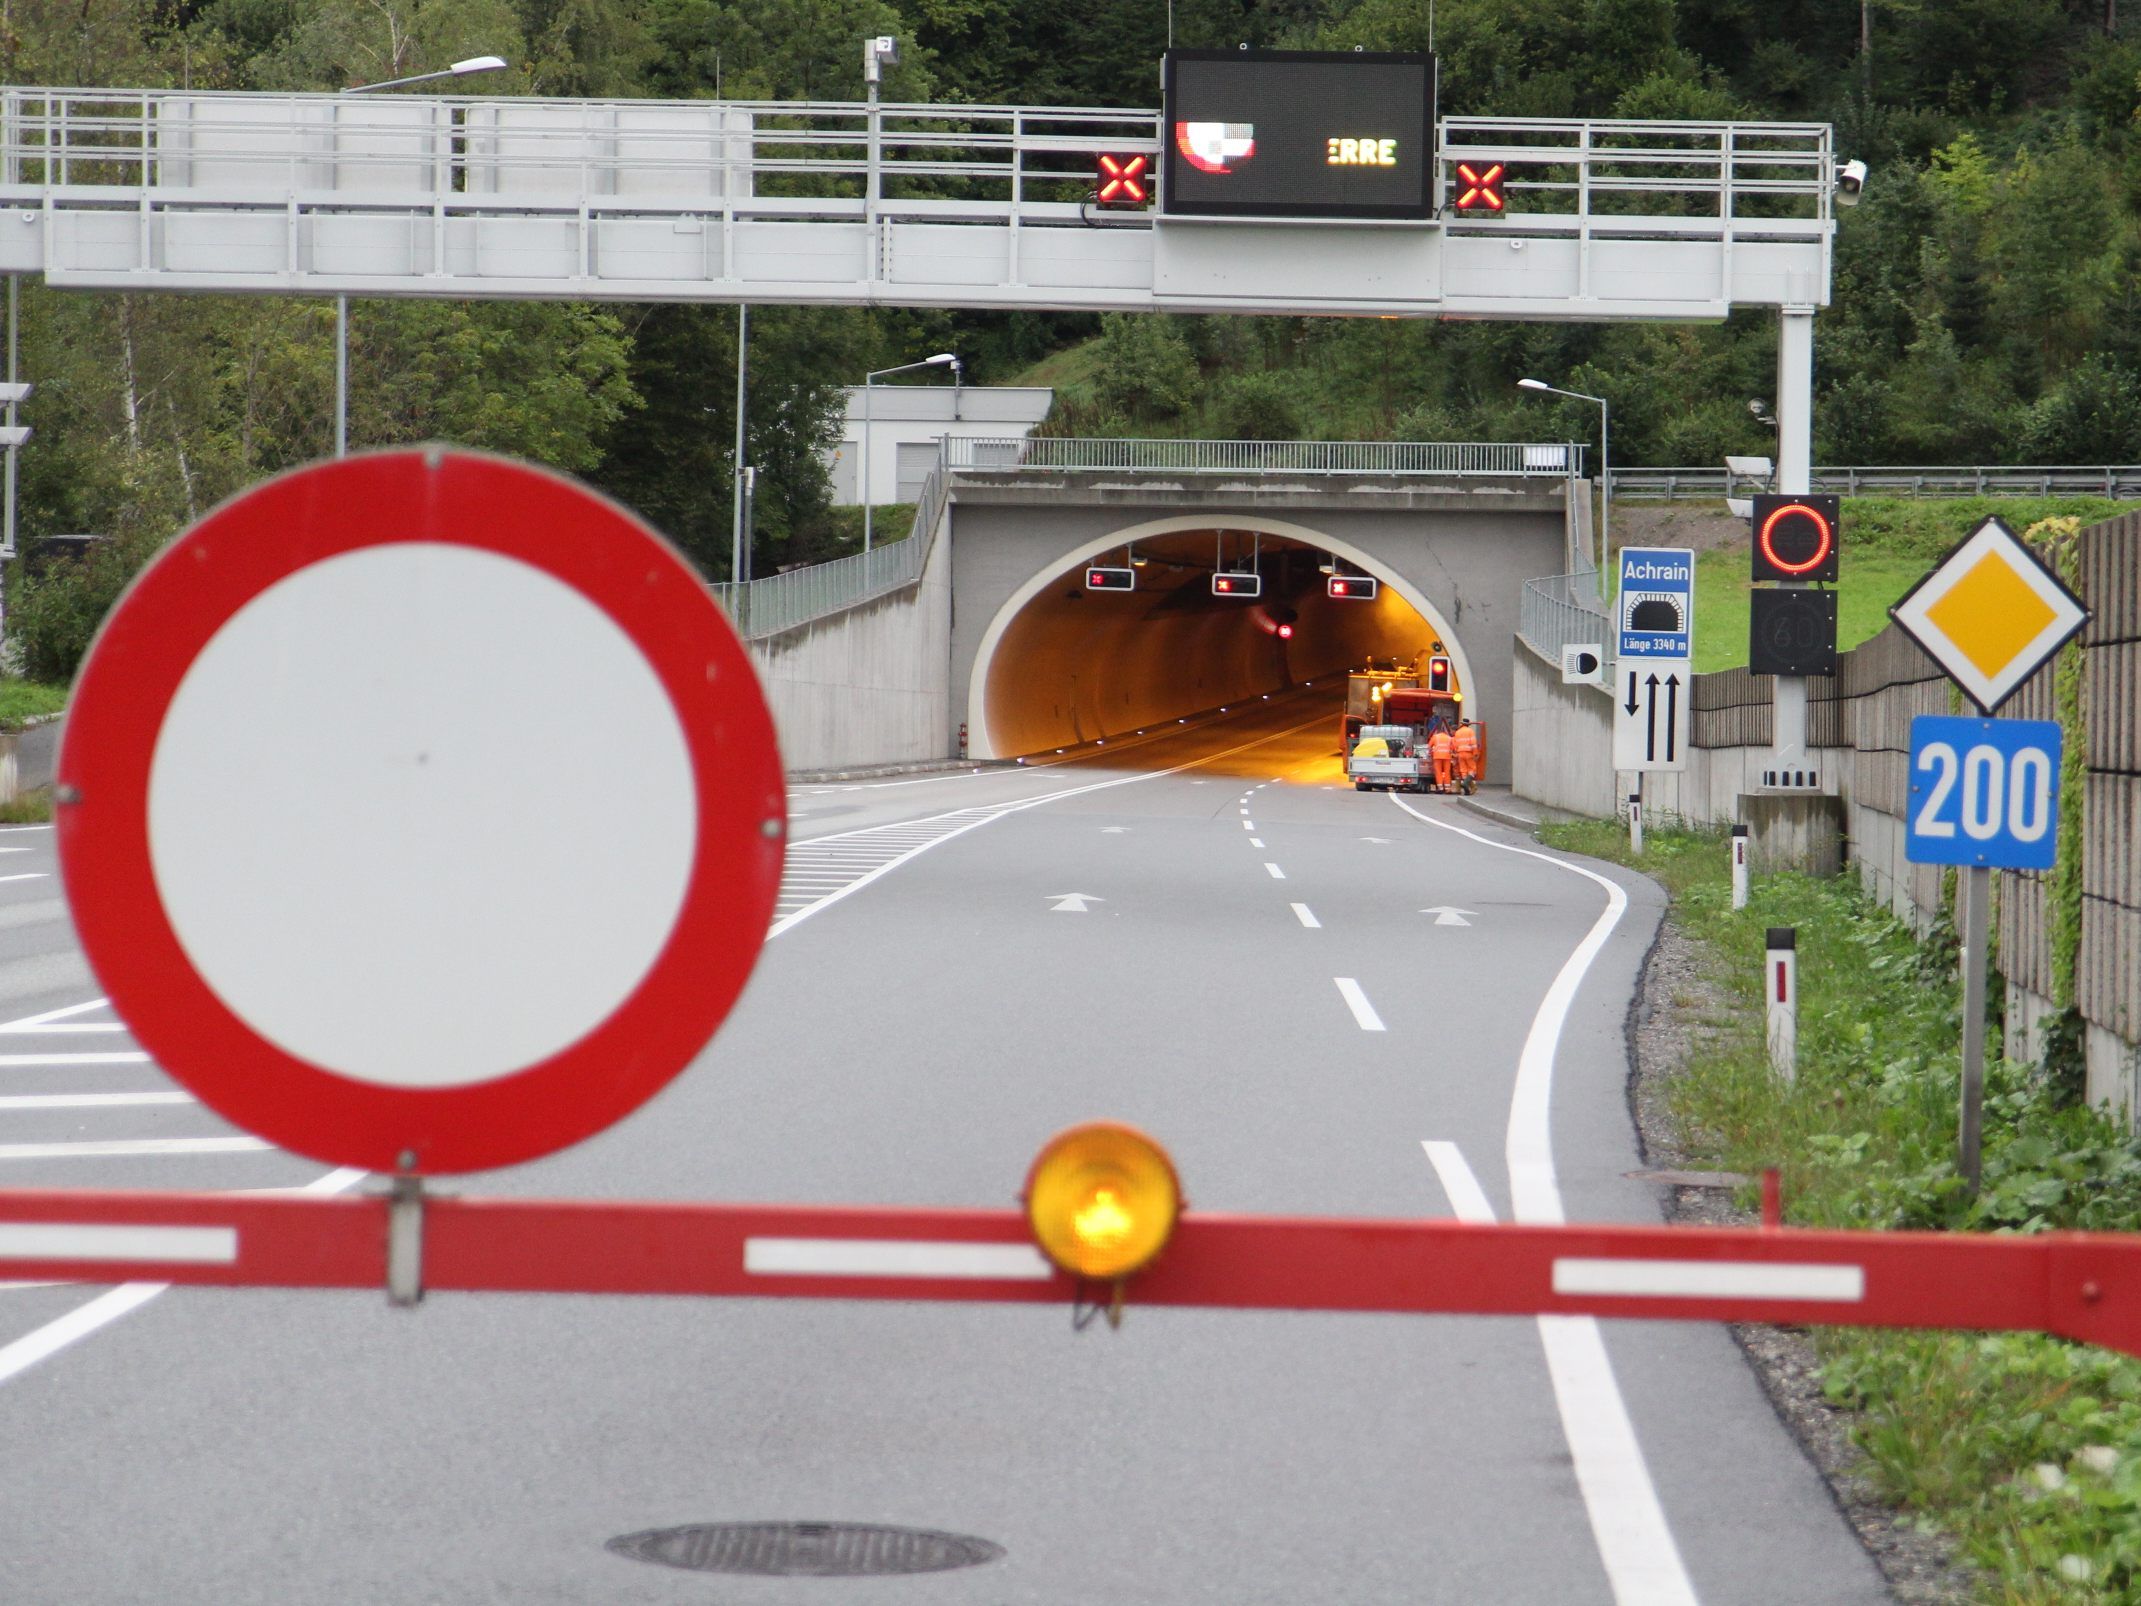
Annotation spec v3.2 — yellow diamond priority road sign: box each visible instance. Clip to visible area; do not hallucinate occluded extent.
[1889,516,2090,714]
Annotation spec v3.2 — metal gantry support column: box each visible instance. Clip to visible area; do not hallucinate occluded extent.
[1768,306,1817,786]
[731,304,750,583]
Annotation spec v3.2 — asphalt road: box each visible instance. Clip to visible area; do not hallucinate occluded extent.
[0,694,1891,1604]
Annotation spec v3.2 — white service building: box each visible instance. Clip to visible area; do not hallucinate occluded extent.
[828,385,1054,506]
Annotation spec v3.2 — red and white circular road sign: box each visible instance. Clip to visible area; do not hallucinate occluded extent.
[58,449,785,1175]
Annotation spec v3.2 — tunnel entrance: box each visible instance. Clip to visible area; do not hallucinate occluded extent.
[970,525,1469,760]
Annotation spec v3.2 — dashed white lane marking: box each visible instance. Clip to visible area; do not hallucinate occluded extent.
[1333,977,1385,1032]
[1421,1141,1496,1224]
[0,1137,272,1160]
[1250,838,1265,848]
[0,1167,367,1383]
[0,1093,194,1111]
[0,1053,150,1068]
[1241,820,1253,830]
[1390,792,1695,1606]
[0,874,45,884]
[1263,863,1286,880]
[1290,903,1320,929]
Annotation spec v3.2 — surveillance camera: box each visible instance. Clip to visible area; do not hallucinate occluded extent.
[1748,398,1766,418]
[1836,158,1868,207]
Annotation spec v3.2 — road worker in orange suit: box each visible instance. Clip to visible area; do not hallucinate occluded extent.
[1428,723,1455,791]
[1452,719,1479,791]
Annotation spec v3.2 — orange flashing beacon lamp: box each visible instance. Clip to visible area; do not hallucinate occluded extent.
[1024,1122,1182,1324]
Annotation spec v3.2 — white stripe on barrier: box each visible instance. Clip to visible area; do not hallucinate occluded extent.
[1552,1258,1864,1303]
[743,1238,1053,1280]
[0,1223,238,1264]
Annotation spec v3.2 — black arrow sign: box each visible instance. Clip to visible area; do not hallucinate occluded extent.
[1624,672,1641,715]
[1665,674,1682,762]
[1644,673,1661,761]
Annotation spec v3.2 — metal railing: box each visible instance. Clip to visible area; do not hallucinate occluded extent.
[713,450,949,640]
[0,89,1827,237]
[946,437,1587,477]
[1611,465,2141,500]
[1519,571,1613,671]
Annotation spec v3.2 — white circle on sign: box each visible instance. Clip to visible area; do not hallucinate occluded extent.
[147,542,697,1089]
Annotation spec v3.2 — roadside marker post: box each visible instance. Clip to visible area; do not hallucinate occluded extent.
[1890,518,2089,1190]
[1628,790,1643,855]
[1766,927,1796,1083]
[1731,824,1749,910]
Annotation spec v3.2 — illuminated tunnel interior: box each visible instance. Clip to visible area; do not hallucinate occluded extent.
[980,529,1455,757]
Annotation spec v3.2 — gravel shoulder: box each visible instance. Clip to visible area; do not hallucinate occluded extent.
[1625,913,1981,1605]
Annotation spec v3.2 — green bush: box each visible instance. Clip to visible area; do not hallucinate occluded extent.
[6,534,159,684]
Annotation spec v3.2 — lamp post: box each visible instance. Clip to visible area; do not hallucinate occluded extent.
[336,56,509,458]
[1517,376,1609,577]
[861,353,958,552]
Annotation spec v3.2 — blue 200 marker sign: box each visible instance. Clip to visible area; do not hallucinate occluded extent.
[1904,715,2063,871]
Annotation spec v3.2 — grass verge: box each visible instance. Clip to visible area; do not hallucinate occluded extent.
[1539,820,2141,1603]
[0,677,66,731]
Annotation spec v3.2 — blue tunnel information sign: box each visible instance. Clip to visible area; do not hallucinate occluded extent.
[1617,547,1694,660]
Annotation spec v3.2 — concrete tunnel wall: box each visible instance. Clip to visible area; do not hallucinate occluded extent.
[948,495,1565,784]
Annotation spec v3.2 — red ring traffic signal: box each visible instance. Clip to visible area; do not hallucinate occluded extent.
[1751,494,1839,583]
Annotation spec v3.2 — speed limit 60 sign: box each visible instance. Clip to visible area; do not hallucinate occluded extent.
[1905,716,2062,870]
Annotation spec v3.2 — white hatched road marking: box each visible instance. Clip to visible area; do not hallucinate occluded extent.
[0,1053,151,1068]
[0,1093,194,1111]
[0,1137,272,1161]
[1263,863,1286,879]
[0,1000,126,1034]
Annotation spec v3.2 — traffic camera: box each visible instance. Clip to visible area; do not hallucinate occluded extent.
[1836,159,1867,207]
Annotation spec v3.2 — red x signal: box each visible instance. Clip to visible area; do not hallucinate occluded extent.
[1097,153,1149,208]
[1453,161,1506,213]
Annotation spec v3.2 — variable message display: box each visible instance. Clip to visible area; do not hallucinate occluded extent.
[1161,50,1435,221]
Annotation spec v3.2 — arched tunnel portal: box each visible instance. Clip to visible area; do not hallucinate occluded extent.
[966,515,1482,774]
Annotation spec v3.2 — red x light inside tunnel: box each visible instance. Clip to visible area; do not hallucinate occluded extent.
[1453,161,1506,213]
[1096,154,1149,208]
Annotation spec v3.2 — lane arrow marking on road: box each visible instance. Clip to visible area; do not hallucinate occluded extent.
[1047,894,1104,912]
[1419,906,1476,927]
[1360,836,1393,844]
[1100,826,1129,834]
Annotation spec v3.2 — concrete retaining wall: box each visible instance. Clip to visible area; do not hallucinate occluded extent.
[0,717,60,802]
[745,523,953,773]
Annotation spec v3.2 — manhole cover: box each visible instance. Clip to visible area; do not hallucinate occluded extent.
[607,1521,1004,1577]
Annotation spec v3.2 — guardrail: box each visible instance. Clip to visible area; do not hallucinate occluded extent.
[1519,571,1613,672]
[712,451,948,640]
[947,437,1587,477]
[1612,466,2141,500]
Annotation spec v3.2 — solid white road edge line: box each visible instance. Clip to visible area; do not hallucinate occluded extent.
[1334,978,1386,1032]
[1553,1259,1865,1303]
[1421,1140,1497,1225]
[1390,792,1698,1606]
[0,1224,237,1264]
[745,1238,1053,1280]
[1290,903,1321,929]
[0,1166,366,1388]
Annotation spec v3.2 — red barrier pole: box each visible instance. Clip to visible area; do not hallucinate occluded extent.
[0,1187,2136,1357]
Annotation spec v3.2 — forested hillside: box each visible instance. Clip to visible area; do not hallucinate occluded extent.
[3,0,2139,671]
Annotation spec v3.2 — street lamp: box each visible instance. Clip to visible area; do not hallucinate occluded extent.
[861,353,959,552]
[334,55,510,457]
[1517,376,1609,577]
